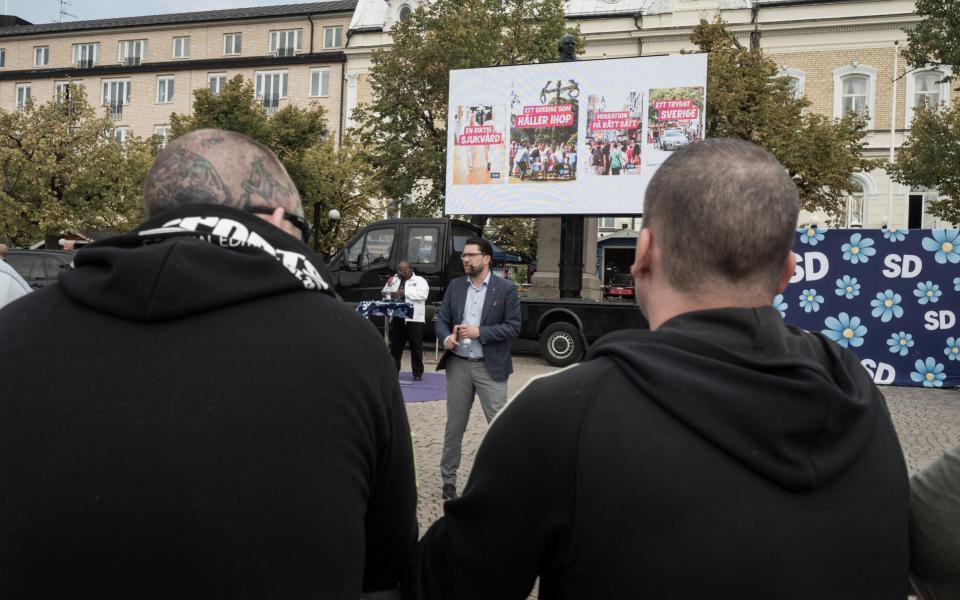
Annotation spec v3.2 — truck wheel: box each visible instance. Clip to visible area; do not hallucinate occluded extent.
[539,322,584,367]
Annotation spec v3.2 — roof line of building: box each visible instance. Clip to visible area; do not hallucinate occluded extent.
[0,51,346,82]
[0,1,358,39]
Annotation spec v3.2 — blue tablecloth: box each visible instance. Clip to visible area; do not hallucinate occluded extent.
[357,300,413,320]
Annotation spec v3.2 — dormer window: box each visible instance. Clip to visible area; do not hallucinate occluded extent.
[269,30,302,56]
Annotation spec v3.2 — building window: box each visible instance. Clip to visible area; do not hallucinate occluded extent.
[208,72,227,94]
[173,36,190,59]
[310,68,330,97]
[600,217,616,229]
[223,33,241,55]
[269,30,302,56]
[113,127,129,144]
[156,76,175,103]
[398,5,412,22]
[256,70,288,113]
[905,68,952,127]
[0,49,5,68]
[102,79,131,120]
[34,46,49,67]
[119,40,147,66]
[154,126,172,148]
[778,67,805,100]
[844,175,874,228]
[832,64,877,128]
[72,42,99,67]
[840,75,868,114]
[323,26,343,48]
[15,84,31,108]
[55,80,83,101]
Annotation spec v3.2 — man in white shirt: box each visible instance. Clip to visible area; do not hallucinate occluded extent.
[383,261,430,381]
[0,244,32,310]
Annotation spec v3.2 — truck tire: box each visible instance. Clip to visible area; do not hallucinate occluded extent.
[539,322,584,367]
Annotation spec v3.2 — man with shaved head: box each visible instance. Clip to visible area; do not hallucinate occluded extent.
[408,139,908,598]
[0,129,417,599]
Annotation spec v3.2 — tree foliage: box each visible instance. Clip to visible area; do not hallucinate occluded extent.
[903,0,960,83]
[296,135,383,257]
[170,75,380,251]
[692,18,877,223]
[0,85,154,247]
[486,217,538,262]
[889,0,960,224]
[890,105,960,224]
[352,0,581,215]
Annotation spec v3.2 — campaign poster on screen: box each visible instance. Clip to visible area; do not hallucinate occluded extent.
[451,104,508,185]
[446,54,708,215]
[646,86,705,168]
[508,79,579,183]
[585,91,643,177]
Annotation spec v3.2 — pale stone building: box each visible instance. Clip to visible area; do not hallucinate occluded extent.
[0,3,356,144]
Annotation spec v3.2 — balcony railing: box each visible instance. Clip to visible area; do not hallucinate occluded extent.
[261,95,280,115]
[123,56,141,67]
[107,103,123,121]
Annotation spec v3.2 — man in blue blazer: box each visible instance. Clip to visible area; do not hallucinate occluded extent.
[436,237,521,501]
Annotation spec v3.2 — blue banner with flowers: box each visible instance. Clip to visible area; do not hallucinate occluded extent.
[780,228,959,388]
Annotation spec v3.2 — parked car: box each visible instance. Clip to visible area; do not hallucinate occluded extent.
[603,274,635,301]
[661,129,690,151]
[5,250,73,289]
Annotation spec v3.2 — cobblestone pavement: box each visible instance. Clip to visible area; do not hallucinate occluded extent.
[400,351,960,596]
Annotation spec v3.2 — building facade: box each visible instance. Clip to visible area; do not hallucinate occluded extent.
[0,2,356,144]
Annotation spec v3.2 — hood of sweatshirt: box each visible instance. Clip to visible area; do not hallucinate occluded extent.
[586,306,883,492]
[58,203,336,323]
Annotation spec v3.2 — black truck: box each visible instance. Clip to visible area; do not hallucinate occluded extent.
[327,218,648,366]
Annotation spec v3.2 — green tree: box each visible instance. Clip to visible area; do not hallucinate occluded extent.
[902,0,960,80]
[296,135,382,256]
[692,18,877,223]
[0,85,154,247]
[486,217,538,261]
[889,0,960,224]
[352,0,581,215]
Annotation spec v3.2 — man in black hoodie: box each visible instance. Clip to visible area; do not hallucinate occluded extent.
[407,138,908,598]
[0,129,417,599]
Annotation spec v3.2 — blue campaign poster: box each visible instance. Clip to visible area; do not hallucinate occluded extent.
[782,228,959,388]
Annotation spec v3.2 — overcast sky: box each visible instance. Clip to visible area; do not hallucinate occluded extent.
[3,0,321,25]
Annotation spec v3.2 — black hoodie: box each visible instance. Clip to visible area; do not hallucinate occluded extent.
[0,205,417,599]
[407,306,908,599]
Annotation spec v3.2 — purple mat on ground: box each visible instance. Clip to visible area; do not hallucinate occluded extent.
[399,371,446,403]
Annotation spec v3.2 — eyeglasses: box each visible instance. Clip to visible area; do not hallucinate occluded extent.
[245,205,311,243]
[461,252,484,260]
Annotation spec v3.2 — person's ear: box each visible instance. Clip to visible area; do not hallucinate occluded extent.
[631,228,653,280]
[777,251,797,293]
[267,206,286,229]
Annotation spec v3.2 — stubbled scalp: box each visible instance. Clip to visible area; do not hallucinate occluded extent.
[143,129,302,218]
[642,138,799,294]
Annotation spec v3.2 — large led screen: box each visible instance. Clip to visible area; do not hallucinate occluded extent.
[445,54,708,215]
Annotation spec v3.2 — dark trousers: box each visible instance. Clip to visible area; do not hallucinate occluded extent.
[389,320,424,377]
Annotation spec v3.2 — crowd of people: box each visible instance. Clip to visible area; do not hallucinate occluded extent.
[586,136,642,175]
[0,130,956,600]
[509,141,577,181]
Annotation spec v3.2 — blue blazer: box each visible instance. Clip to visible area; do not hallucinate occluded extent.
[435,273,522,382]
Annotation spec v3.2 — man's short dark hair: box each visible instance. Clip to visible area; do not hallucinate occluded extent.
[643,138,799,293]
[465,237,493,257]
